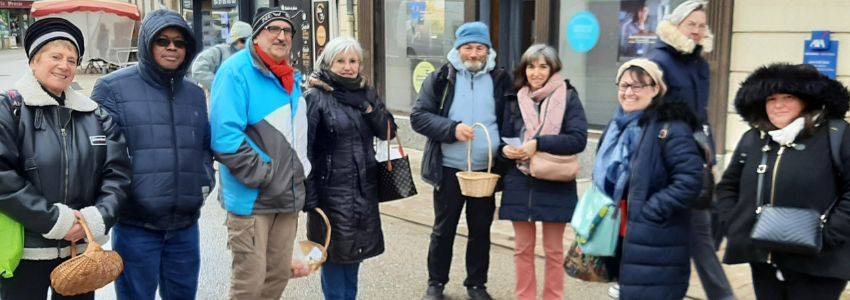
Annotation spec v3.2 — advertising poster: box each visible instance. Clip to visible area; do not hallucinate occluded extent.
[312,0,330,61]
[280,0,313,74]
[618,0,670,61]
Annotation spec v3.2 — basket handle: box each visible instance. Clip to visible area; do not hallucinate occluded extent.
[465,122,494,174]
[69,215,102,257]
[313,208,331,250]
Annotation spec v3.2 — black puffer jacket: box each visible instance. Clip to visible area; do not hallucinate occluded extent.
[0,73,131,260]
[410,63,513,189]
[717,63,850,280]
[304,77,396,263]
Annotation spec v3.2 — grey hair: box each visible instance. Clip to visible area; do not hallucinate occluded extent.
[514,44,562,90]
[317,36,363,71]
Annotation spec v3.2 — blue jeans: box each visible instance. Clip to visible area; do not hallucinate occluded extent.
[320,262,361,300]
[113,223,200,300]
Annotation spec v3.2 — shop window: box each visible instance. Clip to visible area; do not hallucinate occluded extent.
[383,0,465,113]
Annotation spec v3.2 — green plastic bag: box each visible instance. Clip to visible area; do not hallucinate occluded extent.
[0,212,23,278]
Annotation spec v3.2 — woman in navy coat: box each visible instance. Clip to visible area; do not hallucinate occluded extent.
[498,44,587,300]
[595,59,703,300]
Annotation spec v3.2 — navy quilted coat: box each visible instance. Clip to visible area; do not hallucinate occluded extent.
[91,10,214,231]
[614,103,703,300]
[497,82,588,222]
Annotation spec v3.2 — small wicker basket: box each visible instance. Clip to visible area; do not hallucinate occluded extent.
[50,216,124,296]
[298,207,331,272]
[456,122,500,197]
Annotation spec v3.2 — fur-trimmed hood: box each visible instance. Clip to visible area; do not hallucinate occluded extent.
[641,98,700,130]
[734,63,850,124]
[656,20,713,54]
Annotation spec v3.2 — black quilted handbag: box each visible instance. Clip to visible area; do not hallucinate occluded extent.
[749,143,836,255]
[376,121,417,202]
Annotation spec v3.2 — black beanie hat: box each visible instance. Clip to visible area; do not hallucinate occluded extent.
[25,18,84,63]
[251,7,296,38]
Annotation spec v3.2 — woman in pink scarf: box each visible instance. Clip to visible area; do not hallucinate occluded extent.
[498,44,588,300]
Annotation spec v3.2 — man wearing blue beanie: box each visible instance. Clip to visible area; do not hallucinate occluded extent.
[411,21,511,300]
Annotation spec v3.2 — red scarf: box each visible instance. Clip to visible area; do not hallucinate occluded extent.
[255,44,294,94]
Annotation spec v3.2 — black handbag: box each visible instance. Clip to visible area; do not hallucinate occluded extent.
[376,121,417,202]
[749,141,837,255]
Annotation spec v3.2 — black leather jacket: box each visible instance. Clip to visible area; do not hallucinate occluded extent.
[0,73,131,260]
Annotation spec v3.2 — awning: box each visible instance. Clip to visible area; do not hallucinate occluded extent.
[31,0,141,21]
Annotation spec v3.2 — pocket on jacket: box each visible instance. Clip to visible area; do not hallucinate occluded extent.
[226,214,256,253]
[24,157,43,192]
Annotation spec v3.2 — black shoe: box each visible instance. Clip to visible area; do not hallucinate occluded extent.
[467,286,493,300]
[422,283,445,300]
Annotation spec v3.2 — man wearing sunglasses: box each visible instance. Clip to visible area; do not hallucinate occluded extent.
[91,9,214,300]
[190,21,252,96]
[209,7,310,300]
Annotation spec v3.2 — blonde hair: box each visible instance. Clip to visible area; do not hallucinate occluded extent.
[31,39,78,64]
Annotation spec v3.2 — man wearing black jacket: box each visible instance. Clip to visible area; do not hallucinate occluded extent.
[410,22,512,300]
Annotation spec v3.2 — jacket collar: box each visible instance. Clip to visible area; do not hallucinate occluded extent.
[15,72,97,112]
[656,20,714,54]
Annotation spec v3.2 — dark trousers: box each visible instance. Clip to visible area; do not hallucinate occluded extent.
[0,258,94,300]
[751,263,848,300]
[113,222,200,300]
[320,261,361,300]
[690,209,734,300]
[427,167,496,287]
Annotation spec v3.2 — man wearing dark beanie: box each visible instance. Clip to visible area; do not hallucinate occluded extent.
[91,9,213,300]
[411,21,511,300]
[210,6,310,300]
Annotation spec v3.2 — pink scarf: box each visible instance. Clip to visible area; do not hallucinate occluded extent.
[518,73,568,143]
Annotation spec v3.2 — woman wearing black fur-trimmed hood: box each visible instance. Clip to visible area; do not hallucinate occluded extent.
[716,63,850,299]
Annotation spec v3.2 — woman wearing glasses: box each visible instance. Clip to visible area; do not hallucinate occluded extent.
[0,18,131,299]
[594,58,703,300]
[647,1,735,299]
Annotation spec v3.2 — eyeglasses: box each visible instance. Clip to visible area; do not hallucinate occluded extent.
[616,83,654,92]
[154,38,187,49]
[264,25,294,36]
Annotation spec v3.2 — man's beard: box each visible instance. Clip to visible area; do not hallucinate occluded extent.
[463,60,484,73]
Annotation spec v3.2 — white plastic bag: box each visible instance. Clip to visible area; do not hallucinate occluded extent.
[375,140,403,162]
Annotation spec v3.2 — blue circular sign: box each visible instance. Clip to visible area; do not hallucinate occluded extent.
[566,11,600,53]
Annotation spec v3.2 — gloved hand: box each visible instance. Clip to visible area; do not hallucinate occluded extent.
[332,89,370,112]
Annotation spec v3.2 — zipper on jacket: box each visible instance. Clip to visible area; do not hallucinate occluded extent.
[168,77,180,224]
[527,180,534,222]
[56,108,71,206]
[765,145,786,264]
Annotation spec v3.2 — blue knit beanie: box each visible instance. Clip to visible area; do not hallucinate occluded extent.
[453,22,492,49]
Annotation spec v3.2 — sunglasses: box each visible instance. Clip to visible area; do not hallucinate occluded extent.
[154,38,188,49]
[264,25,294,36]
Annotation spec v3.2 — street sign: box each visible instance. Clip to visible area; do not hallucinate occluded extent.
[212,0,237,9]
[803,31,839,79]
[0,1,33,9]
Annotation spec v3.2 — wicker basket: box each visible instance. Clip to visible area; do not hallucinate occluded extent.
[50,216,123,296]
[456,122,501,197]
[298,207,331,272]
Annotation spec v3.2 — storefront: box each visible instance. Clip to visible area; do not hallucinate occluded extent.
[0,0,33,47]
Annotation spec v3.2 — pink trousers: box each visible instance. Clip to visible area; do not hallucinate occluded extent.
[512,221,566,300]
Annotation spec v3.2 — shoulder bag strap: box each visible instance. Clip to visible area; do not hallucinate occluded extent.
[755,137,770,210]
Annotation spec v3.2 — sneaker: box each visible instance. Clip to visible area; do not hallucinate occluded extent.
[608,283,620,299]
[467,286,494,300]
[422,283,445,300]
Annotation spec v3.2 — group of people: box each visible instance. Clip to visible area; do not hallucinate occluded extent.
[0,1,849,300]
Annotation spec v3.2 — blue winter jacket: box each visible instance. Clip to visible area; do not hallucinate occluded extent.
[91,10,214,231]
[209,39,309,216]
[615,102,703,300]
[498,81,587,222]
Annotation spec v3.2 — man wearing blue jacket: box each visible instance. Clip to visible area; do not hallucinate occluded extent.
[91,9,214,300]
[209,7,310,300]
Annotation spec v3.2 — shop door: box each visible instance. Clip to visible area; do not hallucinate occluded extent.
[490,0,536,72]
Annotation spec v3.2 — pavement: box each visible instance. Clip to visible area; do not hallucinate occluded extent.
[2,44,845,299]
